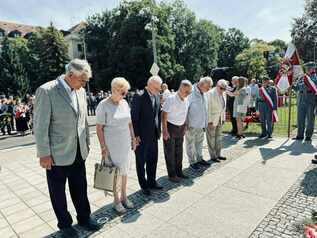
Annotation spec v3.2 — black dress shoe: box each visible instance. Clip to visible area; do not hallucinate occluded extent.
[60,227,79,238]
[178,174,189,179]
[292,136,304,140]
[312,159,317,164]
[190,163,200,170]
[149,184,163,190]
[78,218,101,231]
[210,158,221,163]
[141,189,151,196]
[218,156,227,161]
[305,137,312,142]
[198,159,210,166]
[314,154,317,160]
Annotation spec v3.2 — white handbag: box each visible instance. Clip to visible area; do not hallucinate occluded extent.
[94,157,119,193]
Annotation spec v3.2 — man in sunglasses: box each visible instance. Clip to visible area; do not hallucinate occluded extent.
[206,79,228,163]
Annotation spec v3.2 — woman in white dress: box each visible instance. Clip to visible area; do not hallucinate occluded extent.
[233,77,249,139]
[96,77,138,214]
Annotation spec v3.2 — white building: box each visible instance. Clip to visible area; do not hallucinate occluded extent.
[64,22,87,60]
[0,20,87,60]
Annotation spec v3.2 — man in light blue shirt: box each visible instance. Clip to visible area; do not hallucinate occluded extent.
[185,77,213,170]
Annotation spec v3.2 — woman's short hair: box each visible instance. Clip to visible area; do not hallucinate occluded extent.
[111,77,131,92]
[237,77,248,89]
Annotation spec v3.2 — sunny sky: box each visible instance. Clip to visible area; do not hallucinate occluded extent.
[0,0,305,42]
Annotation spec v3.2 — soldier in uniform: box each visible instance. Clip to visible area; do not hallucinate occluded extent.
[256,77,278,139]
[293,62,317,142]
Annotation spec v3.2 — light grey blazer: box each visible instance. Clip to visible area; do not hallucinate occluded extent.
[34,76,90,166]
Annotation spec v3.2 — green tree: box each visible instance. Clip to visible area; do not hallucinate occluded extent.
[0,37,30,97]
[235,43,275,79]
[217,28,250,68]
[291,0,317,62]
[269,39,287,55]
[28,23,69,89]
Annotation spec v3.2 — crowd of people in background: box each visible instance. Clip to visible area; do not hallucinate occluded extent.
[0,95,34,136]
[0,76,275,141]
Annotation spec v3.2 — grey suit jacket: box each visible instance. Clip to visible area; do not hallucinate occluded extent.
[34,76,90,166]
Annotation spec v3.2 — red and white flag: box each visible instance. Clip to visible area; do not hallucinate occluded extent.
[275,43,303,93]
[259,87,279,123]
[303,74,317,95]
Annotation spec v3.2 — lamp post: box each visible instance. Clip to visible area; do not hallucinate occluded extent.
[314,40,317,63]
[151,0,158,64]
[83,38,92,111]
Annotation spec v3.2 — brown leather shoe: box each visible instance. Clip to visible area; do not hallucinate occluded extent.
[169,176,181,183]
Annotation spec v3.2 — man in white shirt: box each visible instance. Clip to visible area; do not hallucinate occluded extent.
[162,80,192,183]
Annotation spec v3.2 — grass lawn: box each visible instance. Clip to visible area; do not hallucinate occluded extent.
[223,98,299,137]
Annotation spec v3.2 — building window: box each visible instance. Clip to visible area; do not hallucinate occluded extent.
[77,44,83,52]
[8,30,21,38]
[24,32,33,39]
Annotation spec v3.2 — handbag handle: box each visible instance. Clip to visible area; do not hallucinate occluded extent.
[100,156,114,169]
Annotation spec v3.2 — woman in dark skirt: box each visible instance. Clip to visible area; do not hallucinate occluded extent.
[15,103,29,136]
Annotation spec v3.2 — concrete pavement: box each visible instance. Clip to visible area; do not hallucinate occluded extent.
[0,132,315,238]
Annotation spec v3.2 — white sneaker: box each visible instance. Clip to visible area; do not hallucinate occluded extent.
[122,199,134,209]
[114,202,127,214]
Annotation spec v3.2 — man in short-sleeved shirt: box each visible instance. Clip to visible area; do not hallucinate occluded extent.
[162,80,192,183]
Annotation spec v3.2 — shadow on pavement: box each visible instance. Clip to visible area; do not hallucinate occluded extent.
[259,139,317,164]
[301,166,317,197]
[44,162,212,238]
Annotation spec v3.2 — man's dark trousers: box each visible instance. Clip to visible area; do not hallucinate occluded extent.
[163,122,185,177]
[135,132,159,189]
[46,144,91,230]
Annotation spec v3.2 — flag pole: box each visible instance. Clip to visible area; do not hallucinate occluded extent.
[287,84,292,138]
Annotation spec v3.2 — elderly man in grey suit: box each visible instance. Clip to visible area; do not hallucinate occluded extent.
[34,59,100,237]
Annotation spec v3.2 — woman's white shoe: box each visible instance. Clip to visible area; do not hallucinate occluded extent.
[122,199,134,209]
[114,202,127,214]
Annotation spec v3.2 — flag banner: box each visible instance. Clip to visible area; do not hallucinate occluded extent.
[275,43,303,93]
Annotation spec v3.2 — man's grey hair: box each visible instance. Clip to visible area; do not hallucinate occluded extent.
[147,75,162,85]
[65,59,92,79]
[217,79,228,88]
[199,76,213,87]
[232,76,239,80]
[180,79,192,88]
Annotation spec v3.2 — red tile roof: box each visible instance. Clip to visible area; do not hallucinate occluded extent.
[67,21,87,33]
[0,20,41,36]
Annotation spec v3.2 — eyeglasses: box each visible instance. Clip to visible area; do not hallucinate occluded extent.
[121,91,127,97]
[220,87,226,91]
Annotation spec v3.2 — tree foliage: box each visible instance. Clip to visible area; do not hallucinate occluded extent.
[85,0,221,89]
[235,43,276,79]
[217,28,250,68]
[291,0,317,62]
